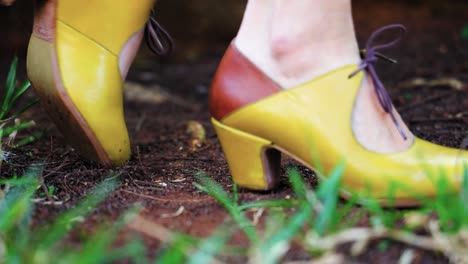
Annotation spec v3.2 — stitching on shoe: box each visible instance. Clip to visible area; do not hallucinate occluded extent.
[57,20,119,57]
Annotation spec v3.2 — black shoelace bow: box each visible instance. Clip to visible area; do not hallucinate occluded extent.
[145,9,173,56]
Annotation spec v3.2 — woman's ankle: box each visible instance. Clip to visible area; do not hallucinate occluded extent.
[235,0,361,88]
[234,0,415,153]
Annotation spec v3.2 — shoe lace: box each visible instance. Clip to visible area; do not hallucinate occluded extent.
[349,24,408,140]
[145,9,173,55]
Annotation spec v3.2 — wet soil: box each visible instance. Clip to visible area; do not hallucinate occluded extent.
[0,0,467,263]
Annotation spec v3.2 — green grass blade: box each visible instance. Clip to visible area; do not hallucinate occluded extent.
[60,208,142,264]
[0,173,38,232]
[194,173,259,244]
[106,239,148,264]
[335,193,362,229]
[430,173,461,232]
[0,121,35,138]
[462,25,468,40]
[0,189,33,232]
[13,131,44,148]
[156,235,192,264]
[287,167,307,201]
[0,175,39,185]
[258,201,313,264]
[252,168,317,263]
[5,57,18,92]
[314,162,345,236]
[115,239,148,264]
[187,225,233,264]
[232,184,239,205]
[1,57,19,119]
[0,99,39,124]
[462,164,468,225]
[238,199,298,211]
[37,175,120,249]
[9,80,31,107]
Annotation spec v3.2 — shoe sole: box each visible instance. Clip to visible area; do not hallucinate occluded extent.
[27,0,112,166]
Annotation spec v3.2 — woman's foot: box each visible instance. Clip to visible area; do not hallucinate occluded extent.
[235,0,414,154]
[210,0,466,205]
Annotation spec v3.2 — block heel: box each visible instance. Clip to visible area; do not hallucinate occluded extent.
[211,118,281,190]
[27,35,111,165]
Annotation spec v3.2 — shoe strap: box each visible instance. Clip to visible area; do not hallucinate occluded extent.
[349,24,408,140]
[145,9,173,56]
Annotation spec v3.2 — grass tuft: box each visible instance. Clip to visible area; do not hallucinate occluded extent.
[194,172,259,244]
[0,57,40,155]
[0,169,147,264]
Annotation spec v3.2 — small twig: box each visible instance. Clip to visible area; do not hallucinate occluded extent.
[128,215,175,241]
[121,188,169,201]
[307,223,468,263]
[131,179,165,188]
[30,198,65,206]
[398,77,466,91]
[42,160,72,179]
[307,227,442,253]
[135,112,147,134]
[251,208,265,226]
[160,206,185,219]
[136,146,150,177]
[164,92,202,112]
[6,118,21,146]
[453,111,468,118]
[38,172,54,203]
[399,249,415,264]
[285,253,344,264]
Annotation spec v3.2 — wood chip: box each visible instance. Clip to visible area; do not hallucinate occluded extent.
[124,82,168,104]
[399,77,465,91]
[160,206,185,219]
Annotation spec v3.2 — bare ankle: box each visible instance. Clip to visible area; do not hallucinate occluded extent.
[236,0,360,88]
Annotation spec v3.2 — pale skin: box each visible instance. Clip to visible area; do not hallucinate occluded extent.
[1,0,414,153]
[236,0,414,153]
[0,0,15,6]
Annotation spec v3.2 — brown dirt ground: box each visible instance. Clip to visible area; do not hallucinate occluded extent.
[0,0,467,263]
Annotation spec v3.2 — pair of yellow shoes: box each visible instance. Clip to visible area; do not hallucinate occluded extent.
[27,1,466,206]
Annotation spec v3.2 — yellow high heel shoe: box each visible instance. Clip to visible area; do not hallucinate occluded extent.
[26,0,171,166]
[210,25,467,206]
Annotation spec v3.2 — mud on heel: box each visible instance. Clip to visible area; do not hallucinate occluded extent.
[211,118,281,190]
